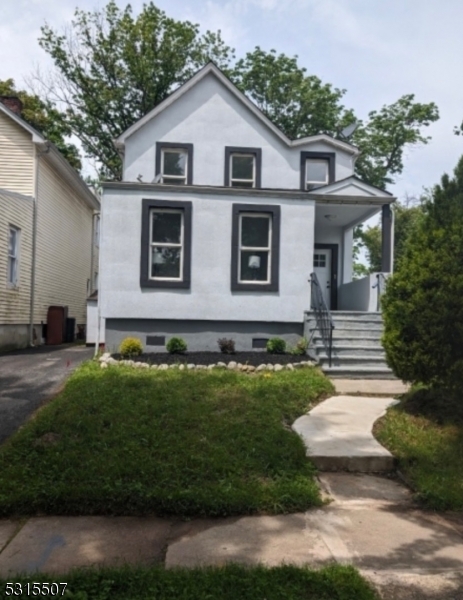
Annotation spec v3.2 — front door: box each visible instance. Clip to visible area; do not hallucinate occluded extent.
[314,249,332,309]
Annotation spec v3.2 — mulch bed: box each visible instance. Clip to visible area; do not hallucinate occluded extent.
[112,352,311,367]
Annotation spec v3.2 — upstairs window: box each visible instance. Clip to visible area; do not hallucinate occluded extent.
[155,143,193,185]
[225,147,262,188]
[306,160,329,188]
[7,226,19,287]
[300,151,335,190]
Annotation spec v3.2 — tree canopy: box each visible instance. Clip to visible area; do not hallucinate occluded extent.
[32,1,438,184]
[382,156,463,389]
[0,79,81,170]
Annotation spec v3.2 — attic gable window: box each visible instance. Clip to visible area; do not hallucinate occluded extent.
[155,142,193,185]
[225,147,262,188]
[300,151,335,191]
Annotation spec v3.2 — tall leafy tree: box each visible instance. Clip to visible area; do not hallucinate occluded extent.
[0,79,81,170]
[382,156,463,389]
[38,1,234,180]
[37,2,438,185]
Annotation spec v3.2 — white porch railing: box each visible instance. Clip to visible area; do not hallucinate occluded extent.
[338,272,391,312]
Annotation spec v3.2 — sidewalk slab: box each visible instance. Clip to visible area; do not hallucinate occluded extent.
[318,473,412,506]
[166,513,333,568]
[0,516,173,576]
[292,395,398,472]
[0,521,20,553]
[307,506,463,572]
[332,379,409,395]
[363,569,463,600]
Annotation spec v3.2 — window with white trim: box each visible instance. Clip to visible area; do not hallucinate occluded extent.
[238,213,272,283]
[149,209,184,280]
[7,226,19,287]
[305,159,329,189]
[230,153,256,188]
[160,149,188,185]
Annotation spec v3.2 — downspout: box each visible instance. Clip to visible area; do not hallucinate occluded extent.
[94,198,103,358]
[29,143,51,346]
[90,213,96,294]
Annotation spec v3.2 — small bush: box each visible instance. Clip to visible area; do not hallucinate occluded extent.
[166,337,187,354]
[266,337,286,354]
[218,338,236,354]
[119,337,143,358]
[290,337,308,356]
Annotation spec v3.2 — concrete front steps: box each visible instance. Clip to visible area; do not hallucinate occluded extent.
[305,311,396,379]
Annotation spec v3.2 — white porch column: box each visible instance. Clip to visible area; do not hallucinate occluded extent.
[342,227,353,284]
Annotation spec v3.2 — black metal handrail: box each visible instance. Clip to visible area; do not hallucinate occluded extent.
[310,272,335,367]
[372,273,387,311]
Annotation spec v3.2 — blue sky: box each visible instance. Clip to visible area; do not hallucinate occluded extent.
[1,0,462,201]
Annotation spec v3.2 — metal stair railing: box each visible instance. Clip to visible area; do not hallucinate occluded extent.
[309,272,335,367]
[372,273,387,312]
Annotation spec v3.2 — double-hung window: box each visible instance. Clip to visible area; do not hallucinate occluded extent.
[7,226,19,287]
[140,199,192,289]
[300,152,335,190]
[231,204,280,292]
[155,142,193,185]
[225,147,262,188]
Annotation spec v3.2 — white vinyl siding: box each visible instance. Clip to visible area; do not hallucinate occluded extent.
[34,158,94,324]
[0,111,35,196]
[0,191,33,324]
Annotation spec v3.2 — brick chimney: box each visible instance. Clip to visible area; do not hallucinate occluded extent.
[0,96,23,115]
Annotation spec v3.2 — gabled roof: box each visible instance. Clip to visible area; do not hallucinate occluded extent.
[0,102,99,210]
[309,176,394,199]
[115,62,360,156]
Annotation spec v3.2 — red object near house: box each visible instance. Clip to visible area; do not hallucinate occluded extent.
[46,306,66,345]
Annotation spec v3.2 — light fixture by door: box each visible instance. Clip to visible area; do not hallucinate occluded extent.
[324,214,337,221]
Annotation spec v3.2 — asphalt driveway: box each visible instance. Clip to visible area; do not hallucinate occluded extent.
[0,344,93,445]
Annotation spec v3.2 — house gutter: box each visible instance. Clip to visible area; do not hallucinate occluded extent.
[29,142,51,346]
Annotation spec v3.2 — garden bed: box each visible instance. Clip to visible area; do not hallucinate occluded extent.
[112,351,313,366]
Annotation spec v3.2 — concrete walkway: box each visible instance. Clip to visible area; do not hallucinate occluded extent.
[1,475,463,598]
[292,395,398,472]
[332,378,410,395]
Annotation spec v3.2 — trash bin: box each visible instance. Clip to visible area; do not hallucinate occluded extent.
[65,317,76,343]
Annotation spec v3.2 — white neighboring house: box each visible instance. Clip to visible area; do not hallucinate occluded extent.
[99,63,394,368]
[0,96,100,352]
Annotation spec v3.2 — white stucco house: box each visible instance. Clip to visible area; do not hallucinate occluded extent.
[99,63,395,375]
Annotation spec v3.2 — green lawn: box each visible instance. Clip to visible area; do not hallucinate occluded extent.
[375,386,463,511]
[0,564,379,600]
[0,363,333,517]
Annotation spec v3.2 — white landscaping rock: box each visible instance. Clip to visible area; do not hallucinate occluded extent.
[227,361,237,370]
[187,364,196,370]
[98,352,111,363]
[274,364,283,372]
[286,363,295,371]
[100,362,108,369]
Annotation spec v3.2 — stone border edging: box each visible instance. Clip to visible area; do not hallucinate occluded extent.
[98,353,314,373]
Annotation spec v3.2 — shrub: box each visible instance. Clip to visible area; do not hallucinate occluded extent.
[166,337,187,354]
[119,337,143,358]
[266,337,286,354]
[217,338,236,354]
[382,156,463,390]
[290,337,308,356]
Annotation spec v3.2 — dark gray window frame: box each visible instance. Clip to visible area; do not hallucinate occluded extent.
[231,203,280,292]
[140,198,192,289]
[300,151,335,191]
[225,147,262,188]
[155,142,194,185]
